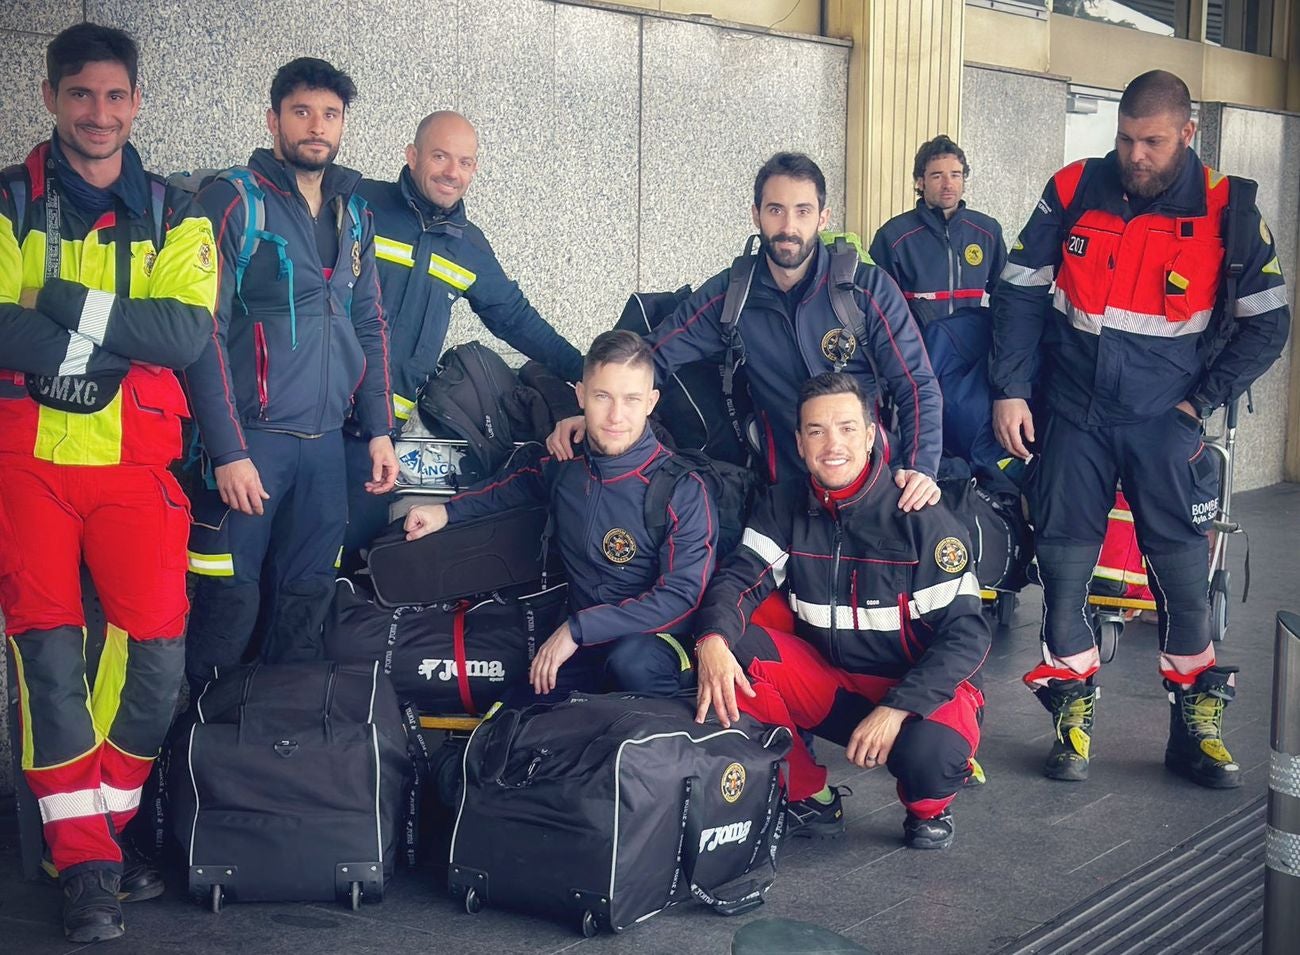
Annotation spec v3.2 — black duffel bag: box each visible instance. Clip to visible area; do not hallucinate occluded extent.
[324,579,569,716]
[169,662,410,909]
[939,477,1034,592]
[449,693,791,935]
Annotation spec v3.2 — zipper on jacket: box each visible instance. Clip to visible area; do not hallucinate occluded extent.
[253,322,270,419]
[828,517,844,667]
[945,224,956,317]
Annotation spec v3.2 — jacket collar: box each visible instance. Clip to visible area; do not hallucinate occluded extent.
[755,238,831,304]
[1089,148,1208,219]
[802,443,889,515]
[397,166,468,230]
[248,147,362,203]
[582,424,665,482]
[915,198,965,236]
[45,135,150,217]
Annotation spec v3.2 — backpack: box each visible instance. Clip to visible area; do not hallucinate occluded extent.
[1057,161,1259,375]
[416,342,550,484]
[938,477,1034,592]
[642,450,760,559]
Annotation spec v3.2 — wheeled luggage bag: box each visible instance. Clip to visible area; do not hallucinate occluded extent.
[169,662,410,911]
[366,505,560,608]
[324,579,570,715]
[449,693,791,935]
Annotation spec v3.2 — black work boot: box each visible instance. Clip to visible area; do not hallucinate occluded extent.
[1165,665,1242,789]
[904,810,955,850]
[786,785,851,839]
[62,868,124,943]
[1034,679,1097,781]
[117,842,165,902]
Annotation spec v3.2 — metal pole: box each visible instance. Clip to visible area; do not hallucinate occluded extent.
[1265,610,1300,954]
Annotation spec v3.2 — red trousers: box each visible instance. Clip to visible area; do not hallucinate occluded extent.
[0,456,190,871]
[735,624,983,818]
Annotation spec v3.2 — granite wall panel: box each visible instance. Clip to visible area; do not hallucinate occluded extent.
[1,30,57,165]
[639,16,849,291]
[1198,104,1298,492]
[961,65,1068,246]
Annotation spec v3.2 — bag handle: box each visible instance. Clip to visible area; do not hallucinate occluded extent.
[451,601,476,716]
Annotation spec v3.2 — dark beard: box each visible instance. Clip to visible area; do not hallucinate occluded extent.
[281,137,338,173]
[1121,143,1187,199]
[760,231,816,270]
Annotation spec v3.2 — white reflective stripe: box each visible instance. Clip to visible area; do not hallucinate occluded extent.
[100,783,141,814]
[1107,508,1133,522]
[740,528,788,588]
[980,291,991,308]
[77,288,114,345]
[187,551,234,576]
[374,236,414,267]
[38,788,107,824]
[909,572,982,617]
[57,330,95,376]
[1053,288,1211,338]
[1234,285,1288,318]
[427,251,476,291]
[791,596,903,632]
[1001,262,1054,287]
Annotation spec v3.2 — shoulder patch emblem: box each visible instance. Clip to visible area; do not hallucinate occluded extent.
[603,528,637,564]
[351,240,362,277]
[820,328,857,365]
[964,243,983,267]
[197,242,213,271]
[721,762,746,803]
[935,537,968,574]
[142,250,157,276]
[1261,218,1272,245]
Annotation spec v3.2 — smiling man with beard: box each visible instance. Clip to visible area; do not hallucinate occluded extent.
[991,70,1290,788]
[548,152,942,511]
[183,58,396,697]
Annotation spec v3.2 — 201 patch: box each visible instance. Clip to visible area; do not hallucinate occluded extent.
[1066,233,1089,257]
[934,537,968,574]
[603,528,637,564]
[721,761,746,803]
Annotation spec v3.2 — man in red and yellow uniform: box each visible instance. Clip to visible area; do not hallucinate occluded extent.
[991,70,1290,788]
[0,23,216,943]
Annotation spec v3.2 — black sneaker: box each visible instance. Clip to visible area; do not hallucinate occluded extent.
[786,785,850,839]
[62,868,124,943]
[904,810,954,850]
[117,843,165,902]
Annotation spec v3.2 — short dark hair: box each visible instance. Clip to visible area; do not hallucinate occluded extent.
[1119,70,1192,125]
[753,152,827,210]
[270,57,357,113]
[796,372,875,428]
[583,329,654,378]
[46,22,139,92]
[912,135,969,194]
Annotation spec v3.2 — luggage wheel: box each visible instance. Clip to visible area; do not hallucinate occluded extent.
[1096,618,1121,664]
[464,886,483,915]
[1210,569,1230,643]
[350,881,362,911]
[581,909,599,938]
[996,592,1017,627]
[210,883,223,914]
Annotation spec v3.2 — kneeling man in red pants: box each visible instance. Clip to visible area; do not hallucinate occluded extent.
[693,372,990,849]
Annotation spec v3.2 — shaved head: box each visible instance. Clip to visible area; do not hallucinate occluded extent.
[405,110,479,209]
[1119,70,1192,126]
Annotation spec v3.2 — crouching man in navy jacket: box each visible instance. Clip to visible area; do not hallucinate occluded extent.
[404,330,717,699]
[693,372,990,848]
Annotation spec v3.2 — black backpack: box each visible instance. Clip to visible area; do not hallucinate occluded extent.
[938,477,1034,592]
[643,451,760,559]
[417,342,551,483]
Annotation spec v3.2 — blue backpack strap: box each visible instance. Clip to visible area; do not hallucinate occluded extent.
[347,194,366,244]
[219,168,300,350]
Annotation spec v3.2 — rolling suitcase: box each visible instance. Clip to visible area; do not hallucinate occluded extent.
[169,661,410,911]
[449,693,791,935]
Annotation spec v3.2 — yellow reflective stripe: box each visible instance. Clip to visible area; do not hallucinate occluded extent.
[334,546,343,570]
[188,551,235,576]
[427,251,476,291]
[375,235,415,268]
[1263,256,1282,276]
[657,633,691,672]
[90,624,129,738]
[8,636,36,771]
[32,390,125,466]
[1167,271,1190,291]
[1107,508,1133,523]
[393,392,415,421]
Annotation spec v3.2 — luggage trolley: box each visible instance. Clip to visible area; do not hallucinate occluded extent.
[1088,394,1249,662]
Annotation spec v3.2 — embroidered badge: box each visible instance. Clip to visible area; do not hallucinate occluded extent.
[820,328,857,365]
[935,537,969,574]
[964,243,983,267]
[197,242,213,270]
[721,762,746,803]
[351,240,362,277]
[603,528,637,564]
[142,251,156,276]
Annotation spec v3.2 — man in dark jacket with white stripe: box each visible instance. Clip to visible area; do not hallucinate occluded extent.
[694,373,989,849]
